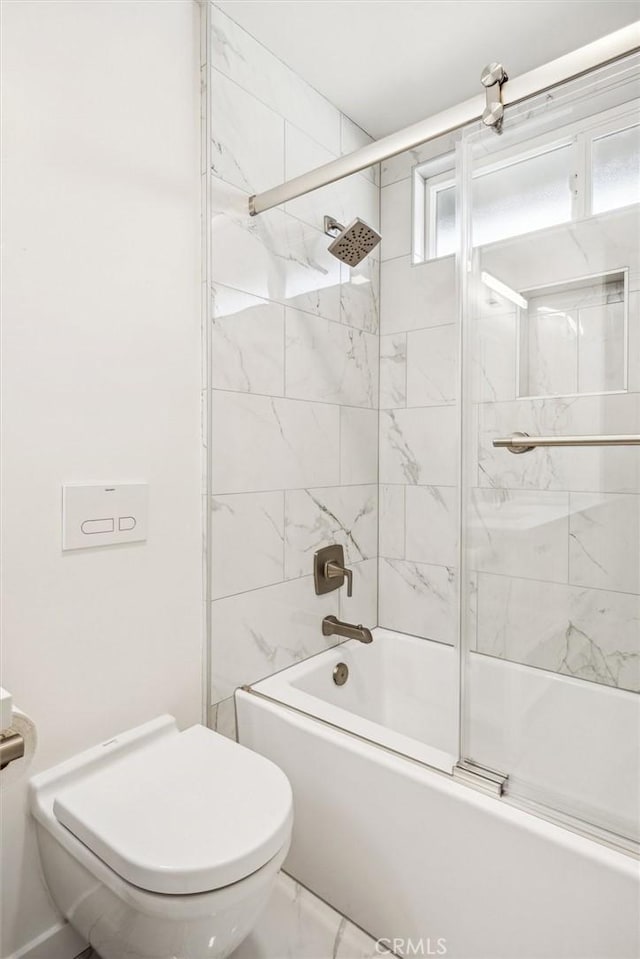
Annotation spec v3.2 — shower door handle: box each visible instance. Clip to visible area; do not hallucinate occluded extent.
[493,431,640,454]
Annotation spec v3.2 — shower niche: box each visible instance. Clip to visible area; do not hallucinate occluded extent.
[517,268,628,399]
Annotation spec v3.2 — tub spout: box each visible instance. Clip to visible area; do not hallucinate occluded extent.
[322,615,373,644]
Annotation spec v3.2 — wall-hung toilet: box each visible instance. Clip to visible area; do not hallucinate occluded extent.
[29,715,293,959]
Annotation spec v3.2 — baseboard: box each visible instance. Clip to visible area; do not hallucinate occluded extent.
[8,922,88,959]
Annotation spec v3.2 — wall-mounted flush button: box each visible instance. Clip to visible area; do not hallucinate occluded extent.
[63,484,148,550]
[81,518,115,535]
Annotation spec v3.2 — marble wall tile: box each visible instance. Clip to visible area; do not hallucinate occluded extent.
[577,301,626,394]
[523,312,578,397]
[211,575,339,700]
[379,558,457,644]
[471,312,517,403]
[208,696,237,740]
[477,393,640,493]
[340,114,378,185]
[211,6,341,154]
[211,491,284,598]
[285,310,377,408]
[379,333,407,409]
[284,124,379,233]
[211,188,341,323]
[339,557,378,629]
[379,406,457,486]
[405,485,457,568]
[480,206,639,298]
[406,324,456,407]
[569,492,640,594]
[380,131,458,187]
[381,254,456,334]
[469,488,569,583]
[210,68,284,195]
[284,485,377,578]
[476,572,640,692]
[340,407,378,485]
[380,178,412,261]
[379,484,405,559]
[211,284,285,395]
[207,9,382,717]
[212,391,340,493]
[340,254,380,334]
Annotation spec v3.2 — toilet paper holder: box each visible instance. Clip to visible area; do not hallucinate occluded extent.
[0,728,25,770]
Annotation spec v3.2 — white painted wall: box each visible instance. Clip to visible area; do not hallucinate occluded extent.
[0,2,203,956]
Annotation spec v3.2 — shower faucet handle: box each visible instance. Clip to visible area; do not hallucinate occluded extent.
[314,544,353,597]
[325,559,353,597]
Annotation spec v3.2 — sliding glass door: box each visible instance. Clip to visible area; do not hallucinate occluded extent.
[459,55,640,849]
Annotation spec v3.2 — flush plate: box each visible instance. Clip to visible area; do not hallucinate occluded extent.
[62,484,148,550]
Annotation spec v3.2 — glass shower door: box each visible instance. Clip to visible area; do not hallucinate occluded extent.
[458,57,640,849]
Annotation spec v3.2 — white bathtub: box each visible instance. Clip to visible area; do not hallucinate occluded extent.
[236,629,640,959]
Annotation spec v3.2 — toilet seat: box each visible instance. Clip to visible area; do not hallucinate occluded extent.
[52,724,293,895]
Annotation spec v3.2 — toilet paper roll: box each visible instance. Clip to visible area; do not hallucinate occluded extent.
[1,708,37,791]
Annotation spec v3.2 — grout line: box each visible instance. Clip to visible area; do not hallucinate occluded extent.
[210,279,379,336]
[211,559,375,604]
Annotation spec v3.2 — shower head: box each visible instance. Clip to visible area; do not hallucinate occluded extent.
[324,215,381,267]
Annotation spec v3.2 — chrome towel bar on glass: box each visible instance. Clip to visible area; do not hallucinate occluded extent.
[493,431,640,454]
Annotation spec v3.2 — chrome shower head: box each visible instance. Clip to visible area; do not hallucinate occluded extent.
[324,215,381,267]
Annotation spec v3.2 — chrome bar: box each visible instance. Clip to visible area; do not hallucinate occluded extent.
[249,23,640,215]
[494,432,640,454]
[0,730,25,770]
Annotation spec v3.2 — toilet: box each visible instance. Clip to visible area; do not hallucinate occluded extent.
[29,715,293,959]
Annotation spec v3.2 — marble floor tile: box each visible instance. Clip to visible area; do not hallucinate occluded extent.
[231,872,385,959]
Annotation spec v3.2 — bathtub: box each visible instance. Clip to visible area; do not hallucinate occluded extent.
[235,628,640,959]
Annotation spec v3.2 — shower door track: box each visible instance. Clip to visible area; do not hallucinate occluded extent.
[248,22,640,215]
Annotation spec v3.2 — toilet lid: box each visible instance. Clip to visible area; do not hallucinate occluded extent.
[53,724,293,895]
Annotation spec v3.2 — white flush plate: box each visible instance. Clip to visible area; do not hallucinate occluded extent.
[62,484,148,550]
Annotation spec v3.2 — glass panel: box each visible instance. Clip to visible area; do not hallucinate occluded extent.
[460,69,640,849]
[592,123,640,213]
[472,143,573,247]
[435,184,456,257]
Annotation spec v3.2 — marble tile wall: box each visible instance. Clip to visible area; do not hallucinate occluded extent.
[378,137,460,646]
[208,4,380,705]
[469,207,640,692]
